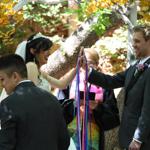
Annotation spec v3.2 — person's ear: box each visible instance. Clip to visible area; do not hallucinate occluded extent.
[30,48,36,55]
[12,72,21,84]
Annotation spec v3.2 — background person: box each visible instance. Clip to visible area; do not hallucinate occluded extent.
[85,25,150,150]
[15,33,77,150]
[0,54,70,150]
[0,33,77,149]
[40,47,106,149]
[67,48,104,150]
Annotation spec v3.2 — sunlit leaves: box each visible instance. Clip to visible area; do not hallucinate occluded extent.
[139,0,150,24]
[91,9,112,35]
[85,0,150,24]
[0,0,24,54]
[0,1,68,55]
[23,2,68,35]
[94,26,128,73]
[85,0,128,16]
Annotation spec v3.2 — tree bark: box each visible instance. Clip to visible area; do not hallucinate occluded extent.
[41,13,123,78]
[127,2,137,65]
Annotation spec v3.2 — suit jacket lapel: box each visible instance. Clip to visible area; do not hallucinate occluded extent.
[145,57,150,65]
[125,64,137,90]
[124,62,138,105]
[125,58,150,105]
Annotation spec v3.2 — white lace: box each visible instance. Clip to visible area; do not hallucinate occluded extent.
[15,41,27,61]
[32,32,49,40]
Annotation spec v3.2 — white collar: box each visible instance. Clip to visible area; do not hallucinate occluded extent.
[17,80,32,86]
[139,56,150,65]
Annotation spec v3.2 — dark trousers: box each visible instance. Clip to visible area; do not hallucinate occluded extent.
[99,128,105,150]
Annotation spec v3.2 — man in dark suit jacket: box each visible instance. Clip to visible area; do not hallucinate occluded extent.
[86,25,150,150]
[0,54,70,150]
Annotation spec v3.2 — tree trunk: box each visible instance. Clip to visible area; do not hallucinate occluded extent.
[127,1,137,65]
[41,13,123,78]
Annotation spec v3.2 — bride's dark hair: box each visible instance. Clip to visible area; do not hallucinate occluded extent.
[25,33,53,63]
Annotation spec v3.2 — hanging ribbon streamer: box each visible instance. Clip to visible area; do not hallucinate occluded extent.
[75,50,91,150]
[76,54,81,150]
[82,53,89,150]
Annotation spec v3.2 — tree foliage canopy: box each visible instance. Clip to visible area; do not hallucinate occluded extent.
[0,0,68,55]
[0,0,149,55]
[0,0,23,54]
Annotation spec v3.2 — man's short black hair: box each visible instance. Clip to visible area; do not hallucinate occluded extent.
[0,54,27,78]
[133,25,150,41]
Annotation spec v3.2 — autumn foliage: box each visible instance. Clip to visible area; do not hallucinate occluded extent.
[85,0,128,16]
[0,0,149,56]
[84,0,150,23]
[0,0,23,54]
[139,0,150,23]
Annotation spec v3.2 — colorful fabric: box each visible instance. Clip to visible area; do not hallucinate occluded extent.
[68,114,100,150]
[69,71,103,150]
[70,72,103,102]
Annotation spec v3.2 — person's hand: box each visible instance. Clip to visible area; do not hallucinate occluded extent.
[78,46,84,58]
[129,140,141,150]
[78,47,87,70]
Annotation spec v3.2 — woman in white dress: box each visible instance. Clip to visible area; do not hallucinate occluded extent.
[15,33,53,91]
[16,33,76,91]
